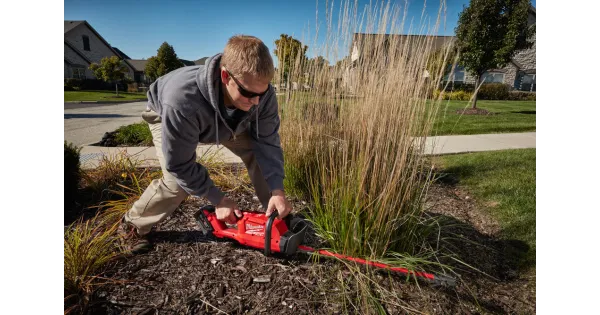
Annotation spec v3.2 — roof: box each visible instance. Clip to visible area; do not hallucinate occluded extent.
[113,47,131,60]
[128,58,208,72]
[64,40,92,65]
[64,20,85,34]
[64,20,135,72]
[351,33,456,55]
[126,59,148,72]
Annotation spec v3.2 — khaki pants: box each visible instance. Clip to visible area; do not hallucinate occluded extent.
[124,110,272,235]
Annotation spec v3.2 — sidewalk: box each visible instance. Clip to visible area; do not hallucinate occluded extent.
[79,132,536,169]
[79,145,242,169]
[423,132,536,155]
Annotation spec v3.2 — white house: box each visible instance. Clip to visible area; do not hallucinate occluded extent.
[64,20,135,80]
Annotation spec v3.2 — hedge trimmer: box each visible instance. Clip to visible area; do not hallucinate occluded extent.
[195,205,456,287]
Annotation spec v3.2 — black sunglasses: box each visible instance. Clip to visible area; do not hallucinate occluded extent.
[225,68,269,98]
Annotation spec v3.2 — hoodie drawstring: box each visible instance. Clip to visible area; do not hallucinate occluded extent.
[255,104,259,139]
[215,112,219,147]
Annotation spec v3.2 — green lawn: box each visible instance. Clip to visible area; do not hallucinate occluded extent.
[64,90,148,102]
[434,149,536,268]
[278,92,535,136]
[431,100,536,135]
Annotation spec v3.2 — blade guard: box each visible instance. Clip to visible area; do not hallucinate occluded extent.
[194,205,308,256]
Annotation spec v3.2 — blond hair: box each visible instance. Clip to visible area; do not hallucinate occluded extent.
[221,35,274,81]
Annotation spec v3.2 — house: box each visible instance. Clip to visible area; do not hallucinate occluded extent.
[64,20,135,80]
[126,57,209,85]
[126,59,152,85]
[345,6,536,92]
[344,34,456,92]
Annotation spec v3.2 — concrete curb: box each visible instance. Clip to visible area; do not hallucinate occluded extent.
[65,99,147,105]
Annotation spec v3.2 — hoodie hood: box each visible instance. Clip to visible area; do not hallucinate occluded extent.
[196,53,260,146]
[197,53,221,112]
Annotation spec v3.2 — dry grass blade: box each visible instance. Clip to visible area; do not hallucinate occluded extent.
[64,212,125,313]
[197,146,252,193]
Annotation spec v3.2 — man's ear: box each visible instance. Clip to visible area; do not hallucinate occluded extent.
[220,68,230,84]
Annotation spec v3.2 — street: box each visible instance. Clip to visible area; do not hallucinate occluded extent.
[64,101,148,146]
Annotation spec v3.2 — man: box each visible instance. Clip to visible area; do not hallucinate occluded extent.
[119,35,292,253]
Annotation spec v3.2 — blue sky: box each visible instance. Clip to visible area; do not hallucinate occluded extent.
[64,0,535,62]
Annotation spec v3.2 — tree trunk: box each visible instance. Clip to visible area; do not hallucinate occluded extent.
[115,83,119,96]
[472,74,482,109]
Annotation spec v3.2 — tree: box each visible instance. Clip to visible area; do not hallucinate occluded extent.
[307,56,328,70]
[144,42,184,81]
[89,56,129,96]
[455,0,535,108]
[274,34,308,84]
[426,44,459,84]
[305,56,329,86]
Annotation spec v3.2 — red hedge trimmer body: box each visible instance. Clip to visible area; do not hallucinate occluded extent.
[195,206,456,287]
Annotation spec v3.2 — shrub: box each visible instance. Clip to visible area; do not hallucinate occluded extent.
[437,84,534,101]
[114,122,153,146]
[65,141,82,217]
[508,90,536,101]
[64,78,83,91]
[477,83,510,100]
[453,90,472,101]
[64,84,75,91]
[63,78,128,91]
[440,81,475,92]
[127,82,139,93]
[433,89,472,101]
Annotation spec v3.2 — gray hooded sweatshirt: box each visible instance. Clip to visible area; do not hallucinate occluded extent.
[145,53,284,205]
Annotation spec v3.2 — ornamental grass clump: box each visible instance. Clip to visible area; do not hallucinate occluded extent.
[279,0,452,266]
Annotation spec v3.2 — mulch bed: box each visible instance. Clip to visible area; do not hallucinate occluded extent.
[86,182,535,314]
[455,108,496,115]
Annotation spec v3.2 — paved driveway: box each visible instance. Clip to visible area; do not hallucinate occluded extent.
[64,101,148,146]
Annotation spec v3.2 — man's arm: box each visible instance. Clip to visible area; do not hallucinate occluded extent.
[161,104,225,205]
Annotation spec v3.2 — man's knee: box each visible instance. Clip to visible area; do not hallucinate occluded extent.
[160,175,187,196]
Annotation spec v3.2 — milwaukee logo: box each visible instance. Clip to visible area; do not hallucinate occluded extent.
[245,224,264,231]
[245,223,265,236]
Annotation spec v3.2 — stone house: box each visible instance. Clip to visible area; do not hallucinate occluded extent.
[345,6,536,92]
[64,20,135,80]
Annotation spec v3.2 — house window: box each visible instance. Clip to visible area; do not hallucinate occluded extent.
[82,35,90,51]
[443,65,465,82]
[73,67,86,79]
[482,72,505,83]
[519,73,536,92]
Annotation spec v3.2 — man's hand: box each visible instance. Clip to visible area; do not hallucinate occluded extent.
[216,196,242,224]
[265,190,293,219]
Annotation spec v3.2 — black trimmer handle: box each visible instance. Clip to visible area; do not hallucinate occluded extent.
[194,205,215,236]
[264,211,279,256]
